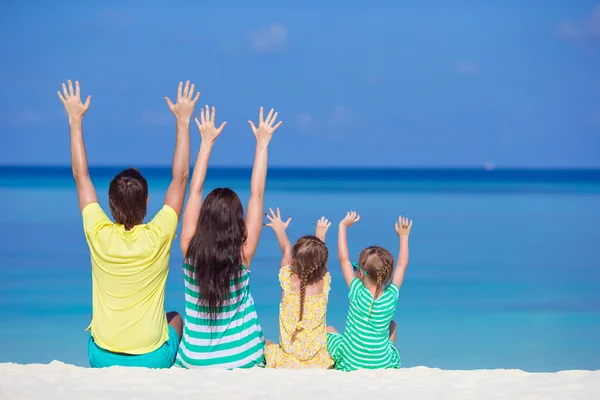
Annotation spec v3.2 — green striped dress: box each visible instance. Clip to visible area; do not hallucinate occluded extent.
[327,278,401,371]
[175,263,265,369]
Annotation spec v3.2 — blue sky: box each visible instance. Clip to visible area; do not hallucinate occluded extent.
[1,0,599,168]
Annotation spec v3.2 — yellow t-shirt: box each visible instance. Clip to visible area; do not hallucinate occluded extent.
[82,202,178,354]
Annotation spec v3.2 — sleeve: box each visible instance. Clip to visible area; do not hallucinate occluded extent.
[386,283,400,300]
[348,277,362,301]
[147,205,179,241]
[82,203,111,236]
[278,265,292,293]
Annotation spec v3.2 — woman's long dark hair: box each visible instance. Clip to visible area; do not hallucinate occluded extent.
[185,188,247,323]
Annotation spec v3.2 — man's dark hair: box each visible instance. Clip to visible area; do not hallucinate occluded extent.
[108,168,148,229]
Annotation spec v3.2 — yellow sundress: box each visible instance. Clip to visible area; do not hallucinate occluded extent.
[264,265,334,369]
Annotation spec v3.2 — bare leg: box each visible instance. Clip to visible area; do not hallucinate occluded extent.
[167,311,183,340]
[389,320,397,344]
[327,326,338,334]
[265,339,276,346]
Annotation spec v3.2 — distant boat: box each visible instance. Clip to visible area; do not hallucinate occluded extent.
[484,163,495,171]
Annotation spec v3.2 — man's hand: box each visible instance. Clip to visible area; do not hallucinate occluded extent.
[264,207,291,234]
[248,107,282,147]
[315,216,331,242]
[57,80,91,123]
[395,216,413,237]
[340,211,361,228]
[165,81,200,121]
[195,105,226,146]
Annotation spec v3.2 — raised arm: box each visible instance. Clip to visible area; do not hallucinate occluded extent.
[180,105,226,256]
[338,211,361,287]
[315,217,331,243]
[242,107,283,268]
[57,80,97,211]
[163,81,200,219]
[264,207,292,267]
[391,216,413,289]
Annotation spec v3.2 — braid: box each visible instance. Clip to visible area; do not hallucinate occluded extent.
[298,268,309,322]
[368,272,384,316]
[290,236,328,344]
[291,262,320,343]
[361,246,395,317]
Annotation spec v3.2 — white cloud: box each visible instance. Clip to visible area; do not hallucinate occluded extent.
[141,110,172,127]
[297,113,312,125]
[365,73,384,84]
[85,11,133,32]
[329,106,350,125]
[455,61,480,75]
[324,106,357,143]
[558,5,600,47]
[1,109,51,124]
[250,24,287,53]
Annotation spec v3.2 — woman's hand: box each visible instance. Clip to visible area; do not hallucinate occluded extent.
[194,105,226,145]
[165,81,200,121]
[395,216,413,237]
[264,207,291,233]
[57,80,91,123]
[248,107,282,147]
[340,211,361,228]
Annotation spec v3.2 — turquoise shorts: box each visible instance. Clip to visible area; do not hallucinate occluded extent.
[88,325,179,369]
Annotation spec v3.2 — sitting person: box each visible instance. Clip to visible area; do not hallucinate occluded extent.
[57,80,200,368]
[263,209,334,369]
[327,211,413,371]
[175,106,282,368]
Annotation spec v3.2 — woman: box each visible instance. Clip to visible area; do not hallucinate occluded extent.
[174,105,282,368]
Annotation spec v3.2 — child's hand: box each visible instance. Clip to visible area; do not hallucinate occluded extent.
[395,216,413,237]
[340,211,360,228]
[315,216,331,241]
[264,207,291,233]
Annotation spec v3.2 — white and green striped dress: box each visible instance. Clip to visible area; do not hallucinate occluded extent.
[327,278,401,371]
[175,263,265,369]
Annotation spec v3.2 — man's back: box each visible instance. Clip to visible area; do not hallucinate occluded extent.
[83,202,178,354]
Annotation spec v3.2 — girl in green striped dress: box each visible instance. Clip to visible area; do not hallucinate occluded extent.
[327,211,413,371]
[174,105,282,369]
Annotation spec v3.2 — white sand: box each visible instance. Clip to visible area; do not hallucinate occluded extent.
[1,361,598,399]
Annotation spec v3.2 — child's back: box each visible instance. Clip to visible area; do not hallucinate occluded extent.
[266,264,332,368]
[264,212,334,369]
[327,277,399,371]
[327,212,413,371]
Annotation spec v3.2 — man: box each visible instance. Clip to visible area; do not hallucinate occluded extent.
[57,79,199,368]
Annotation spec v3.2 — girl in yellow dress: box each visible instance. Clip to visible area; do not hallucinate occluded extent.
[263,207,334,369]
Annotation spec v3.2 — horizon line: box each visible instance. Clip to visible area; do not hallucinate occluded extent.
[1,164,600,171]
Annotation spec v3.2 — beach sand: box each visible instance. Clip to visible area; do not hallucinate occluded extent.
[1,361,598,399]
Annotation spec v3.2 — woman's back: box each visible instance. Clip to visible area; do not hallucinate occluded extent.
[175,263,265,369]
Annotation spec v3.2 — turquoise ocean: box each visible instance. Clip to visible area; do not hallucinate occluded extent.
[0,166,599,372]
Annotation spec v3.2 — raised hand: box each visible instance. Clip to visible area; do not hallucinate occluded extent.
[264,207,291,233]
[165,80,200,120]
[248,107,282,146]
[395,216,413,237]
[315,216,331,241]
[340,211,360,228]
[57,80,91,123]
[194,105,226,145]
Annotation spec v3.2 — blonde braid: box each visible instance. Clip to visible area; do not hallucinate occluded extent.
[290,236,329,343]
[291,262,319,343]
[368,272,383,316]
[366,249,394,317]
